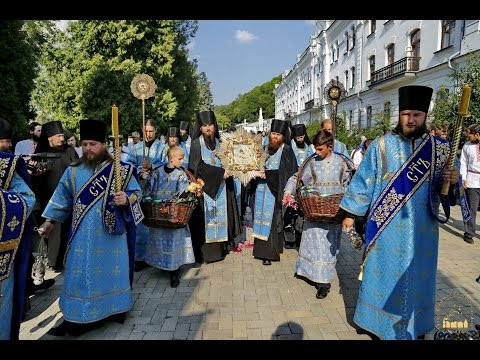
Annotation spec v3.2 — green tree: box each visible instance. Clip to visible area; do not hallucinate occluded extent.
[215,75,281,125]
[431,51,480,132]
[31,20,198,137]
[195,71,213,113]
[215,113,230,131]
[0,20,54,142]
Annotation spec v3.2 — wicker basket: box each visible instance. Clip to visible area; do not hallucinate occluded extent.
[295,154,344,223]
[140,169,197,228]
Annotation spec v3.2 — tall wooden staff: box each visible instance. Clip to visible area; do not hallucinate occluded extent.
[441,83,472,195]
[110,105,122,193]
[130,74,157,159]
[324,79,346,138]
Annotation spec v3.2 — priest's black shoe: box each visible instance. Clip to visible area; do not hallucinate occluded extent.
[170,270,180,288]
[48,320,104,336]
[356,328,380,340]
[29,278,55,295]
[315,285,330,299]
[109,312,126,324]
[463,236,474,244]
[262,259,271,266]
[47,321,69,336]
[22,297,31,321]
[134,261,149,272]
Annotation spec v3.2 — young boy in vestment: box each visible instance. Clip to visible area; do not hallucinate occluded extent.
[142,145,195,287]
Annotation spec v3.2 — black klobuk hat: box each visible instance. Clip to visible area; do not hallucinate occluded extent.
[398,85,433,113]
[43,121,64,137]
[80,119,107,143]
[0,117,12,140]
[270,119,288,137]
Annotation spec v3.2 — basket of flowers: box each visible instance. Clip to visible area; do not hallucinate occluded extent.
[141,170,204,228]
[294,154,345,223]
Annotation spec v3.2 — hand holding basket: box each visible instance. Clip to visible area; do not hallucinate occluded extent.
[140,169,202,228]
[295,154,345,223]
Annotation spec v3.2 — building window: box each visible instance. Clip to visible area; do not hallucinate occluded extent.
[370,20,376,35]
[411,29,421,57]
[369,55,375,81]
[358,109,362,129]
[351,25,356,49]
[345,32,349,53]
[387,44,395,65]
[349,110,353,130]
[366,106,372,127]
[441,20,455,49]
[336,41,340,60]
[345,70,349,90]
[384,102,391,123]
[351,67,355,89]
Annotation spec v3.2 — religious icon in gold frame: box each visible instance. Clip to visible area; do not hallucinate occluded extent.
[217,127,268,186]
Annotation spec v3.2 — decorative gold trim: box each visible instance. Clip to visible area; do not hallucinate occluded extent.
[217,128,268,186]
[130,74,156,100]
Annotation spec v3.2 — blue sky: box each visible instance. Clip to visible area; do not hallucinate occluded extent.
[58,20,315,106]
[189,20,316,106]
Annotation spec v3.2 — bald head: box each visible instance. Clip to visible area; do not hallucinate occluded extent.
[321,119,333,134]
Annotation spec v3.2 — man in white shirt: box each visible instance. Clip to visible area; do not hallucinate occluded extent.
[459,123,480,244]
[14,122,42,157]
[351,138,373,170]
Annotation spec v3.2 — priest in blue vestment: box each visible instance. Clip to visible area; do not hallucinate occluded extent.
[0,118,36,340]
[179,120,192,157]
[125,118,163,272]
[284,123,315,249]
[251,119,298,265]
[340,85,460,340]
[40,119,143,336]
[188,110,242,264]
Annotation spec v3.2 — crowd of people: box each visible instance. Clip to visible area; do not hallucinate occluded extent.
[0,84,478,340]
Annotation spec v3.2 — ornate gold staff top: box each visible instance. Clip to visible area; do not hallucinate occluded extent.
[130,74,157,159]
[111,104,121,194]
[323,79,346,138]
[441,83,471,195]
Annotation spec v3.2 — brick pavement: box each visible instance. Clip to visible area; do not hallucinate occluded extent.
[19,206,480,340]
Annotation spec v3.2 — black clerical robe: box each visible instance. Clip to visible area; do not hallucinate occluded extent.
[188,137,241,263]
[252,144,298,261]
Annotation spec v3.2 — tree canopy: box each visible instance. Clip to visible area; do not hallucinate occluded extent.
[215,75,281,125]
[31,20,199,137]
[0,20,54,142]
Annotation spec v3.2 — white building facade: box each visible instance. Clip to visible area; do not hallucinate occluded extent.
[275,20,480,130]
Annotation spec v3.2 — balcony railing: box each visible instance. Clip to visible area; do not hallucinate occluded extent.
[370,56,420,86]
[304,99,314,110]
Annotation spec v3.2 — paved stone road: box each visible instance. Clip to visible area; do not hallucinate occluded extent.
[19,206,480,340]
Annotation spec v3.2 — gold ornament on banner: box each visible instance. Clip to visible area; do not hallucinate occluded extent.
[130,74,156,159]
[131,74,156,100]
[323,79,346,138]
[217,128,268,186]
